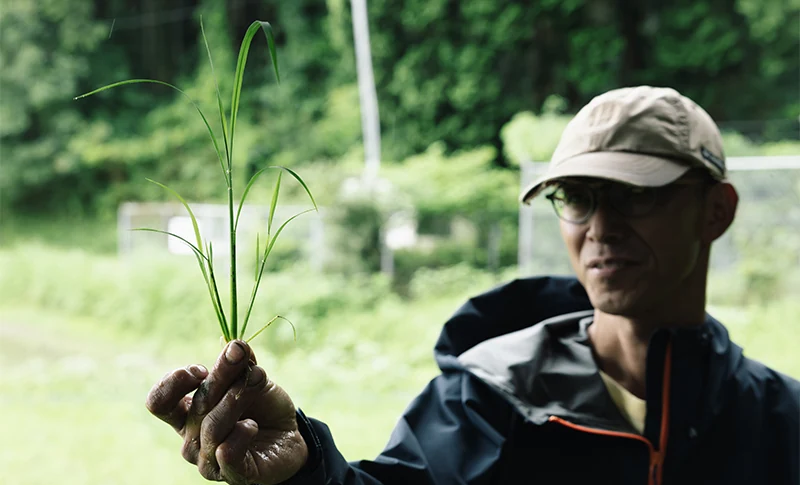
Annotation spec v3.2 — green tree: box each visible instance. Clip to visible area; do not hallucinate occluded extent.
[3,0,797,216]
[243,0,361,167]
[0,0,209,213]
[366,0,798,163]
[0,0,106,212]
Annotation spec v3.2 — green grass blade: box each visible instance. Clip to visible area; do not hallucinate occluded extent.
[273,166,319,211]
[255,233,260,281]
[228,21,280,167]
[239,167,284,335]
[262,23,280,84]
[200,17,231,182]
[207,241,231,341]
[240,208,314,337]
[241,238,268,339]
[134,228,228,340]
[132,228,208,261]
[228,172,238,339]
[223,20,280,340]
[145,179,206,255]
[236,165,317,233]
[144,179,227,336]
[263,209,315,258]
[75,79,227,178]
[234,166,269,231]
[221,20,280,340]
[267,170,283,235]
[245,315,296,344]
[74,79,163,99]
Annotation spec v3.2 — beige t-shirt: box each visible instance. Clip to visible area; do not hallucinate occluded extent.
[598,370,647,434]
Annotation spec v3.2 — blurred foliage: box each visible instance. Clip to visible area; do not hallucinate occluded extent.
[367,0,799,161]
[500,96,572,166]
[0,0,107,213]
[1,0,798,216]
[0,244,395,353]
[0,0,797,308]
[388,142,518,218]
[0,213,118,253]
[1,4,796,479]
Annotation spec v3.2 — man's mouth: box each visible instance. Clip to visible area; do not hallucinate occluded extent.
[590,260,636,269]
[587,258,642,273]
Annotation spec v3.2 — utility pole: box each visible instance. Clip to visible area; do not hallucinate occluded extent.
[351,0,393,274]
[350,0,381,181]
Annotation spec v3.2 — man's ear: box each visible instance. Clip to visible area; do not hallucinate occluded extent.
[702,182,738,243]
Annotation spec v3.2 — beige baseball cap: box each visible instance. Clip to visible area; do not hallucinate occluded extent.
[520,86,727,203]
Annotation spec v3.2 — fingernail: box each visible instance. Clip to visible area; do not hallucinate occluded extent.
[188,364,207,379]
[247,367,265,387]
[225,341,245,364]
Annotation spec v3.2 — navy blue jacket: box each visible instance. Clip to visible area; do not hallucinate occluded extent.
[285,277,800,485]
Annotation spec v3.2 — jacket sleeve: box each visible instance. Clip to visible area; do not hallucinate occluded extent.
[279,369,510,485]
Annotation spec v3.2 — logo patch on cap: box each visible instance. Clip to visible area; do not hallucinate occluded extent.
[700,146,724,172]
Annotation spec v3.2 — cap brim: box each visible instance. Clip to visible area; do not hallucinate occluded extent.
[520,151,693,204]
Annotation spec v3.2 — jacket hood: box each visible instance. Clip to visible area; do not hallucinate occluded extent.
[433,276,591,365]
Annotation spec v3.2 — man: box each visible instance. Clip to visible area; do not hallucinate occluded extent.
[146,86,800,484]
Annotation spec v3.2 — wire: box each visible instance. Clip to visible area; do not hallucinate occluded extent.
[99,5,198,30]
[97,0,262,31]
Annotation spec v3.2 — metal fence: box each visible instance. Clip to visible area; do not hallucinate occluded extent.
[117,202,327,271]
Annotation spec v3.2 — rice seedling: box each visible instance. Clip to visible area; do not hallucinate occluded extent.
[75,19,317,344]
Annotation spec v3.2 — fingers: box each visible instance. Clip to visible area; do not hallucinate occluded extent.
[220,425,309,485]
[146,364,208,433]
[196,366,268,479]
[201,366,267,447]
[181,340,257,471]
[191,340,254,416]
[216,420,259,482]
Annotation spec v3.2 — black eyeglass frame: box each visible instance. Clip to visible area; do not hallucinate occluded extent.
[544,175,718,225]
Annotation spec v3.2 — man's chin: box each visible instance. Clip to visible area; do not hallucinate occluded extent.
[587,288,646,316]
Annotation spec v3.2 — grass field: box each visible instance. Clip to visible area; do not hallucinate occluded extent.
[0,303,446,485]
[1,244,798,485]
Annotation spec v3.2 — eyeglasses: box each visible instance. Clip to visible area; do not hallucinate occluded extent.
[544,179,709,224]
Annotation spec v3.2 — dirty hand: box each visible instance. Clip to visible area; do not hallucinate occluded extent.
[146,340,308,485]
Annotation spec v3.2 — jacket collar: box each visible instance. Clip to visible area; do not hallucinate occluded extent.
[436,277,743,437]
[457,310,633,432]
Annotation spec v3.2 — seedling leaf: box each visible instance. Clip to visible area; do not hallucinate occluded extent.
[267,170,283,236]
[134,228,228,340]
[146,179,206,256]
[75,79,226,177]
[245,315,296,344]
[229,21,280,167]
[133,228,207,261]
[273,166,319,211]
[235,166,269,231]
[263,209,315,258]
[236,165,318,232]
[80,18,311,346]
[240,208,315,337]
[200,17,231,182]
[206,241,231,342]
[255,233,260,281]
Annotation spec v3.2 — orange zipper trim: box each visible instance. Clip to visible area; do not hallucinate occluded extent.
[548,341,673,485]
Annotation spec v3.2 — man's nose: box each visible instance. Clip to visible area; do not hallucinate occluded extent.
[585,199,627,244]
